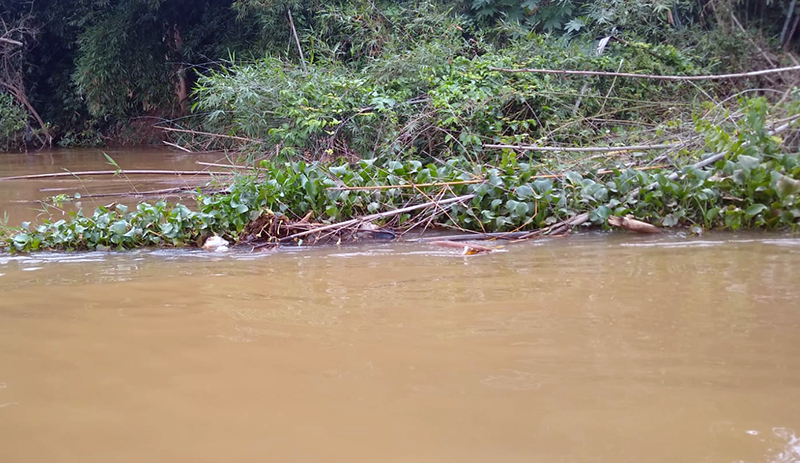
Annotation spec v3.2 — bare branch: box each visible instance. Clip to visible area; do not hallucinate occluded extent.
[488,65,800,81]
[0,170,234,182]
[483,142,678,153]
[0,37,23,46]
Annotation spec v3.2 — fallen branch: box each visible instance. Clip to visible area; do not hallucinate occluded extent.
[329,166,666,192]
[0,170,232,181]
[153,126,258,143]
[666,116,799,181]
[162,141,192,152]
[529,165,668,180]
[68,186,222,199]
[280,194,475,243]
[327,179,484,191]
[414,231,531,242]
[488,64,800,81]
[411,212,590,243]
[483,142,676,152]
[196,161,254,170]
[731,14,777,69]
[515,212,590,240]
[287,8,307,72]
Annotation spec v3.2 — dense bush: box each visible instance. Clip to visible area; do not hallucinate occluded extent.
[1,0,796,149]
[194,22,717,161]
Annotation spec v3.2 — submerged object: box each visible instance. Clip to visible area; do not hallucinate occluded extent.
[202,235,230,252]
[608,215,661,234]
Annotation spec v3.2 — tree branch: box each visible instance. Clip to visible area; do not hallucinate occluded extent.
[488,65,800,81]
[483,142,677,153]
[0,37,23,46]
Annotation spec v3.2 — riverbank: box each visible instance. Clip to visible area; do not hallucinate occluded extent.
[1,99,798,253]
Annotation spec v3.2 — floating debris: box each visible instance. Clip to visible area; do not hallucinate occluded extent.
[202,236,229,252]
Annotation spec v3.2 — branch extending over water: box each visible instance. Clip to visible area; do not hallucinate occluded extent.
[483,142,678,152]
[0,170,233,181]
[488,65,800,81]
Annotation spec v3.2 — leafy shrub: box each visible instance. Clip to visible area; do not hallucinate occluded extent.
[0,92,27,150]
[194,26,713,161]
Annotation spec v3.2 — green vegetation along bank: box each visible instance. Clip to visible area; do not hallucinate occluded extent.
[2,97,799,252]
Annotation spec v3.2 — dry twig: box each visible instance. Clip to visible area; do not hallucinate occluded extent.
[280,194,475,243]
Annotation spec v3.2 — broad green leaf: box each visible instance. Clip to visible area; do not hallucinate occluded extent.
[13,233,30,244]
[110,220,128,235]
[662,214,680,227]
[738,155,760,173]
[565,172,583,184]
[532,179,553,193]
[516,185,533,199]
[745,204,768,217]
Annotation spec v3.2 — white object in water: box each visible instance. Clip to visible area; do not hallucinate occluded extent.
[202,235,230,252]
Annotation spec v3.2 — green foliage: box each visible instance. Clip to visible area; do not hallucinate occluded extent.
[468,0,695,38]
[5,202,208,252]
[470,0,578,32]
[72,0,264,118]
[2,0,795,150]
[0,92,27,150]
[194,26,707,160]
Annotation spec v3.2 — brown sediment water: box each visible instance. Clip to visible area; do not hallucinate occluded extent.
[0,150,799,462]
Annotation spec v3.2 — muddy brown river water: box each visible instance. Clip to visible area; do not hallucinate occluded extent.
[1,150,799,462]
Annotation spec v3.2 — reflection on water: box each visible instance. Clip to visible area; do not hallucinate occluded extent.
[0,233,799,462]
[769,428,800,463]
[736,428,800,463]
